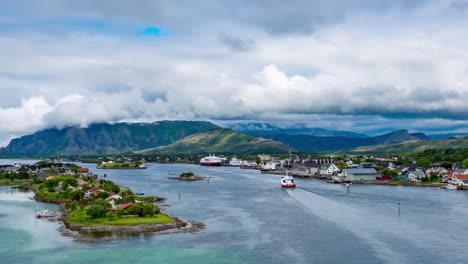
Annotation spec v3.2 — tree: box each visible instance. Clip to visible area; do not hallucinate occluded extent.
[115,208,124,218]
[416,157,431,168]
[126,204,143,216]
[123,195,135,203]
[143,203,155,217]
[98,191,109,199]
[463,158,468,169]
[69,190,84,201]
[105,211,116,218]
[86,205,107,219]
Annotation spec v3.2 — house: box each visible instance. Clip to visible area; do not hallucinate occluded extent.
[343,168,380,181]
[85,188,105,198]
[311,158,335,164]
[405,170,426,181]
[291,163,319,177]
[110,202,134,211]
[107,194,123,208]
[75,168,89,174]
[451,174,468,186]
[262,161,280,171]
[0,165,17,173]
[320,163,340,175]
[376,175,392,181]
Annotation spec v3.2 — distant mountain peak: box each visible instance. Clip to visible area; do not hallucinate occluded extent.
[0,121,220,156]
[228,122,369,138]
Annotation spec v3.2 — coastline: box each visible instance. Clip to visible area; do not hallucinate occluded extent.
[32,193,204,242]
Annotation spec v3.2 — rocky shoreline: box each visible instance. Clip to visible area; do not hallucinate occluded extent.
[168,175,210,181]
[32,193,204,242]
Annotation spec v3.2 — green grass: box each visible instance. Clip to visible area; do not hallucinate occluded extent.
[35,190,69,202]
[67,209,173,226]
[97,163,139,169]
[0,178,33,186]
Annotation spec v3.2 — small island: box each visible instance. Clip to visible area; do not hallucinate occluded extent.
[97,161,146,169]
[168,172,208,181]
[12,161,202,240]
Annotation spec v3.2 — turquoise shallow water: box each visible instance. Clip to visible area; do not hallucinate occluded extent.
[1,159,468,264]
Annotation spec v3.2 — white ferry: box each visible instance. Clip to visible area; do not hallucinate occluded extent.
[200,154,222,166]
[281,172,296,188]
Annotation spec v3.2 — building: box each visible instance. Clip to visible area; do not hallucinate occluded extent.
[405,170,426,181]
[262,161,280,171]
[320,163,340,175]
[291,163,319,177]
[343,168,380,181]
[451,174,468,186]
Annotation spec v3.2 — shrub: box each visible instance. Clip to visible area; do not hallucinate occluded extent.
[115,208,124,218]
[105,211,116,219]
[123,195,135,203]
[86,204,107,219]
[70,190,84,201]
[98,191,109,199]
[126,204,143,217]
[180,172,194,178]
[65,201,79,210]
[94,198,111,208]
[33,178,43,184]
[143,203,155,217]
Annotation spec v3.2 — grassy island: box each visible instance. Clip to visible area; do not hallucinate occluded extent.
[6,161,200,239]
[96,162,144,169]
[168,171,207,181]
[31,174,173,227]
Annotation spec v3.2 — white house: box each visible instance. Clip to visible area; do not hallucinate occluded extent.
[451,173,468,186]
[406,170,426,182]
[291,164,319,177]
[320,163,340,175]
[262,161,280,171]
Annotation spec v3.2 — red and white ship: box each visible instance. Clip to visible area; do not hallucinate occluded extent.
[200,154,222,166]
[281,172,296,188]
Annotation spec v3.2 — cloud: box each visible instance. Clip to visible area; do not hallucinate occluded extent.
[0,1,467,145]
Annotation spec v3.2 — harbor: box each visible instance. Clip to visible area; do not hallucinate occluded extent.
[2,159,468,263]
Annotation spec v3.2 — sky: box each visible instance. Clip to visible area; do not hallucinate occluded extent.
[1,0,468,145]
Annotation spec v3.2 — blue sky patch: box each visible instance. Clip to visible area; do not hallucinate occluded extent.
[141,26,163,36]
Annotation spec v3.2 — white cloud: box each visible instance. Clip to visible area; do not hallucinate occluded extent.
[0,0,467,145]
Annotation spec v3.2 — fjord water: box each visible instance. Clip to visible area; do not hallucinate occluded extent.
[1,160,468,264]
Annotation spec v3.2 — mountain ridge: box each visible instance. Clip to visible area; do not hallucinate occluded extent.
[136,128,293,155]
[0,121,220,156]
[229,122,369,138]
[335,137,468,155]
[255,129,426,152]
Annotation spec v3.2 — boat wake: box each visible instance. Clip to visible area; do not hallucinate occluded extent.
[285,188,460,264]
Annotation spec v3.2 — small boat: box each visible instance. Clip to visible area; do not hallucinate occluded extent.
[35,209,55,218]
[281,172,296,188]
[444,183,458,190]
[138,162,147,169]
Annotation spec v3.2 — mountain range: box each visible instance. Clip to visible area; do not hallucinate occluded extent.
[136,128,292,155]
[0,120,466,157]
[0,121,218,156]
[249,129,428,152]
[336,137,468,155]
[229,122,369,138]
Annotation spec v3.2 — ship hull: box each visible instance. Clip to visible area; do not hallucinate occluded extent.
[200,162,222,166]
[281,184,296,188]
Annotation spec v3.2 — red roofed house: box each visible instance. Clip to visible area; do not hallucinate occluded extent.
[84,188,104,198]
[451,173,468,187]
[75,168,89,174]
[110,202,134,211]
